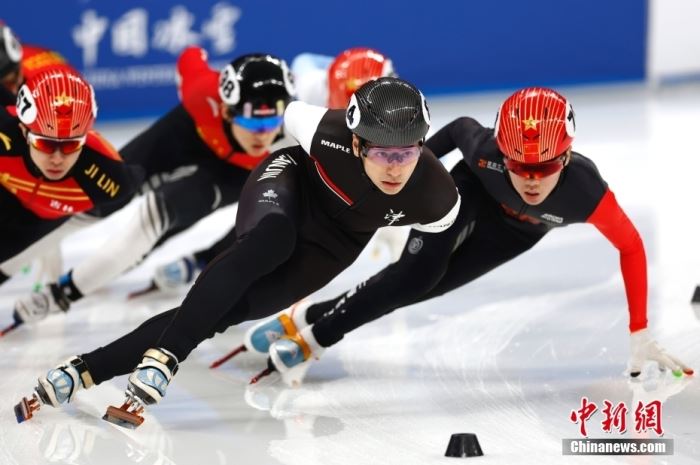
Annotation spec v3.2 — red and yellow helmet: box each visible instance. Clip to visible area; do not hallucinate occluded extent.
[16,65,97,139]
[328,47,394,109]
[495,87,575,163]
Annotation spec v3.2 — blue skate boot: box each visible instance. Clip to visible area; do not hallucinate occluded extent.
[103,348,178,429]
[15,356,94,423]
[210,300,313,368]
[153,255,200,291]
[129,255,201,299]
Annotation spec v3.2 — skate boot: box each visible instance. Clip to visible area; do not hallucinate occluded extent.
[153,255,200,291]
[103,348,178,429]
[210,300,312,368]
[253,326,325,387]
[129,255,200,299]
[13,282,71,324]
[15,356,94,423]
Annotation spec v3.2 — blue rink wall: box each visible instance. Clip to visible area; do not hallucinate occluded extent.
[2,0,647,119]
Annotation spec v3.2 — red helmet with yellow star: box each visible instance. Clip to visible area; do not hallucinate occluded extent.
[494,87,575,163]
[16,65,97,139]
[328,47,394,109]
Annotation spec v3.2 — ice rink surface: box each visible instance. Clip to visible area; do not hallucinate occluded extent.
[1,82,699,464]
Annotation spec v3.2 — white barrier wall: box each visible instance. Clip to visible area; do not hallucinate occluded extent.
[648,0,700,83]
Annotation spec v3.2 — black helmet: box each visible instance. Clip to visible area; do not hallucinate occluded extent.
[218,53,295,118]
[345,76,430,146]
[0,24,22,79]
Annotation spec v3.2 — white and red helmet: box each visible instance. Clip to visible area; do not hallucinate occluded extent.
[328,47,394,109]
[494,87,575,163]
[16,65,97,138]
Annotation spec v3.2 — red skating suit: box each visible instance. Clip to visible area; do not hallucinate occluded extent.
[0,105,138,260]
[176,46,268,171]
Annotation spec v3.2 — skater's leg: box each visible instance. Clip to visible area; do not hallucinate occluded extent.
[153,148,305,361]
[81,309,178,384]
[193,225,238,266]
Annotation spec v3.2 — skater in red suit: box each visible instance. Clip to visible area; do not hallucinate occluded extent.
[240,87,694,381]
[0,67,138,298]
[0,23,108,287]
[16,77,461,428]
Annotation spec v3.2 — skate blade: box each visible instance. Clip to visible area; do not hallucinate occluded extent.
[210,345,247,369]
[102,405,144,429]
[0,321,22,337]
[14,395,40,423]
[127,282,158,300]
[250,367,275,385]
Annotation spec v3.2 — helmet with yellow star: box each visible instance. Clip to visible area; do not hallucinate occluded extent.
[16,65,97,139]
[494,87,575,163]
[328,47,395,110]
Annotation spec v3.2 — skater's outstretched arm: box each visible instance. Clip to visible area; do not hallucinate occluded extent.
[586,189,647,332]
[586,189,693,376]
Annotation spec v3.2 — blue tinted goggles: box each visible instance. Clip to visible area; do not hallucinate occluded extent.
[233,115,284,132]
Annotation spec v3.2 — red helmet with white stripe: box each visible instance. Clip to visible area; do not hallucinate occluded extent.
[16,65,97,138]
[494,87,575,163]
[328,47,394,109]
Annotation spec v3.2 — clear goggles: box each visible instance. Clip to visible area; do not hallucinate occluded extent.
[361,144,422,166]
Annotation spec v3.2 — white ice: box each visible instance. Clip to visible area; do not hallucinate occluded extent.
[1,82,699,465]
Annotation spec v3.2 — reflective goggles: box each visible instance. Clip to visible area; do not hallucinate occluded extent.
[27,132,86,155]
[361,144,422,166]
[503,154,566,179]
[232,115,284,132]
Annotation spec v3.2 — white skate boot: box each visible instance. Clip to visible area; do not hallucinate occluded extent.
[210,300,313,368]
[103,348,179,429]
[14,283,70,324]
[15,356,94,423]
[253,326,325,387]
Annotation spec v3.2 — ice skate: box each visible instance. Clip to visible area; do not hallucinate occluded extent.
[210,300,312,368]
[15,356,94,423]
[103,348,178,429]
[128,255,200,299]
[13,283,70,324]
[251,327,324,387]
